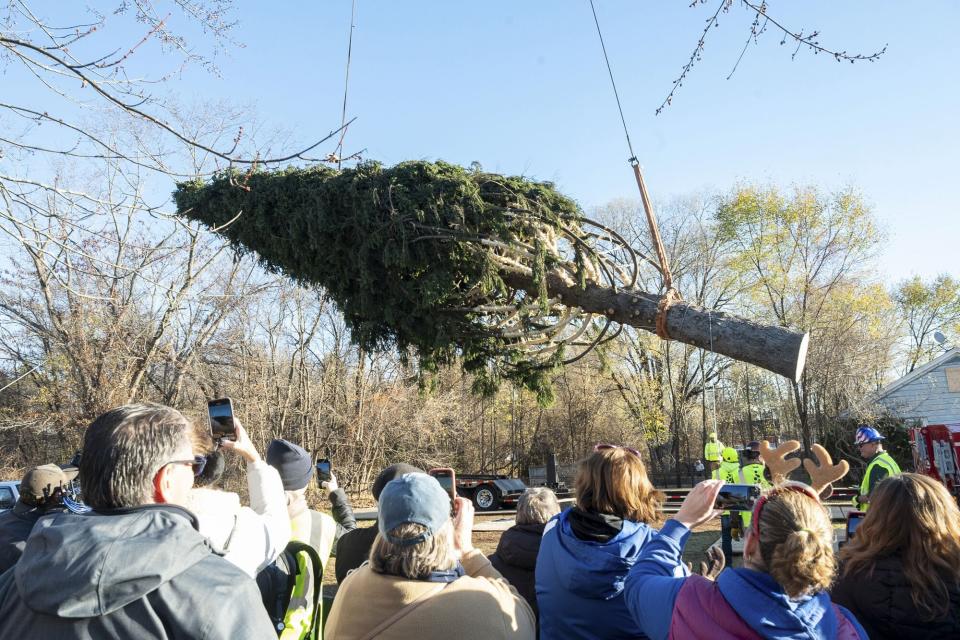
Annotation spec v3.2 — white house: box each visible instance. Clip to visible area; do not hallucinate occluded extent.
[872,348,960,425]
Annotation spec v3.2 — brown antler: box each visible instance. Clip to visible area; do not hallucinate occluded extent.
[803,444,849,499]
[759,440,801,482]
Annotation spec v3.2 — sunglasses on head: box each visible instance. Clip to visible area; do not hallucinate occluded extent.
[750,481,821,539]
[594,443,642,458]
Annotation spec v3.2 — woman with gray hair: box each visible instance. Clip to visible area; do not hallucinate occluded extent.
[325,472,535,639]
[489,487,561,622]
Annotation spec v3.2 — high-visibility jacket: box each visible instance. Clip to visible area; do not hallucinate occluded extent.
[855,451,901,511]
[713,461,743,517]
[740,462,770,528]
[704,440,724,462]
[741,463,771,488]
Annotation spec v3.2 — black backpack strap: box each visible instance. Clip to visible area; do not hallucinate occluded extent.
[256,547,297,634]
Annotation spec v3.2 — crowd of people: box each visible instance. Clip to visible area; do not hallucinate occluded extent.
[0,403,958,639]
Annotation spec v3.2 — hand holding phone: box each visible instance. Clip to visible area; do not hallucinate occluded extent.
[217,419,259,463]
[674,479,724,530]
[846,511,865,541]
[714,484,762,513]
[208,398,237,441]
[429,467,457,506]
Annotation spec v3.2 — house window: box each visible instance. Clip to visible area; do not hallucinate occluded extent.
[946,367,960,393]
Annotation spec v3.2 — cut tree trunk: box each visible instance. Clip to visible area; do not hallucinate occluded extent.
[501,267,809,382]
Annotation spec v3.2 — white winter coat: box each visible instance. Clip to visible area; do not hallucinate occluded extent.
[184,459,291,577]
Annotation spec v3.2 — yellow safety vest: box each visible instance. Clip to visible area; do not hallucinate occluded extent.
[856,452,901,511]
[704,441,723,462]
[742,463,771,488]
[740,463,770,528]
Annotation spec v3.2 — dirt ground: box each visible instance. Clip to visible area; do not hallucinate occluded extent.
[321,515,722,600]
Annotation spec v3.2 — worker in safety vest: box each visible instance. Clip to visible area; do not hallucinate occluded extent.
[853,425,901,512]
[740,445,771,530]
[704,432,724,477]
[712,447,743,565]
[741,441,770,487]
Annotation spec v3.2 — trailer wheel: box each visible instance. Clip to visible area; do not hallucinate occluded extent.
[473,486,500,511]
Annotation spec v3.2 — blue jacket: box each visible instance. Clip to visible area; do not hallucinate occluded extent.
[536,508,679,639]
[623,520,867,640]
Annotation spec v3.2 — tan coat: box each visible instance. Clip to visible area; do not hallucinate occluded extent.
[325,548,536,639]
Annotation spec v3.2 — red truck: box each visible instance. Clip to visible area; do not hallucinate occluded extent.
[911,423,960,500]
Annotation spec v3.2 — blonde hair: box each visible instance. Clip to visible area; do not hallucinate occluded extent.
[369,522,456,579]
[516,487,561,525]
[754,487,835,598]
[575,448,663,523]
[840,473,960,619]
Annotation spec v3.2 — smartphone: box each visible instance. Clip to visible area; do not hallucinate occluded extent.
[208,398,237,441]
[714,484,761,512]
[846,511,866,541]
[316,458,332,483]
[429,467,457,506]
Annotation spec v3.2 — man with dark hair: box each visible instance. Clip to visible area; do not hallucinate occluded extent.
[334,462,423,583]
[0,464,70,572]
[0,403,275,638]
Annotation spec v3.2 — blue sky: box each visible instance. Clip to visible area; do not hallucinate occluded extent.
[13,1,960,283]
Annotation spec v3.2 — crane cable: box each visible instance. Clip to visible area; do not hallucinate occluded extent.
[587,0,680,339]
[335,0,358,169]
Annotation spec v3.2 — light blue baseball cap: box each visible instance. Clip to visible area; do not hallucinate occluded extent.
[377,472,450,546]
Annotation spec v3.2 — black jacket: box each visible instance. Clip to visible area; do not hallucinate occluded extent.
[0,503,63,573]
[832,554,960,639]
[328,487,357,533]
[335,522,378,583]
[488,522,545,619]
[0,505,276,639]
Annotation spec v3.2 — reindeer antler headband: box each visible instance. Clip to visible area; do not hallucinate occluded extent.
[759,440,849,498]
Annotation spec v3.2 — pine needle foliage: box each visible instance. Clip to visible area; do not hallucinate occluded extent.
[173,160,584,402]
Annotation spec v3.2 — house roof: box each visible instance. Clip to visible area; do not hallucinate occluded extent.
[875,347,960,400]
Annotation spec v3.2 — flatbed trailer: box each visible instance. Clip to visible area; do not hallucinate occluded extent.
[455,474,527,511]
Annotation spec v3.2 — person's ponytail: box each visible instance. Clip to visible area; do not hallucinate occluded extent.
[757,490,836,598]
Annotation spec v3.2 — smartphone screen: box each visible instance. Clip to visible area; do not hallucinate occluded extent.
[208,398,236,440]
[714,484,761,512]
[846,512,865,540]
[316,459,332,482]
[429,468,456,505]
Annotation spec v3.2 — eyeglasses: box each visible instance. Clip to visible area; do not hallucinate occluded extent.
[163,455,208,477]
[750,481,821,540]
[594,443,642,458]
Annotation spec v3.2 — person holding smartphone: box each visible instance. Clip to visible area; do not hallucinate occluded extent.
[832,474,960,639]
[265,439,357,570]
[624,480,867,639]
[184,418,291,578]
[325,472,535,639]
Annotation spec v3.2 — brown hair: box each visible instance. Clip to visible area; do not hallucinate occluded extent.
[369,522,456,579]
[754,487,835,598]
[840,473,960,619]
[575,448,663,523]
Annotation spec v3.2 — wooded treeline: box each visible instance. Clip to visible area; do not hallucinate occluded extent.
[2,180,956,489]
